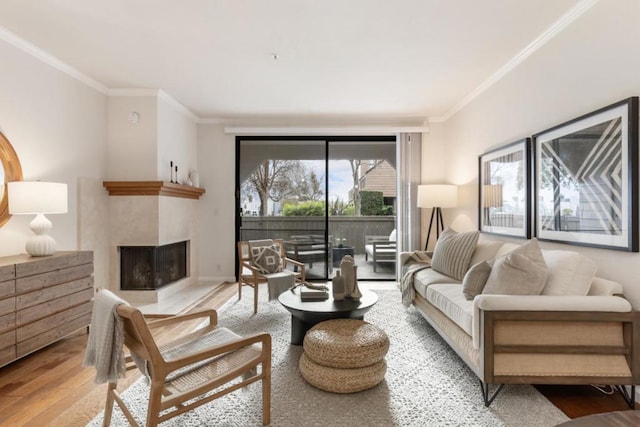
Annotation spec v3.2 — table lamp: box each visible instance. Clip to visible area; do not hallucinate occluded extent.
[8,181,68,256]
[417,184,458,251]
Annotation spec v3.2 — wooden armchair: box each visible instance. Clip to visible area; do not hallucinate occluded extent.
[238,238,305,314]
[105,304,272,426]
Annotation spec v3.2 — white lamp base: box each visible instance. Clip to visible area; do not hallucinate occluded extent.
[26,213,56,257]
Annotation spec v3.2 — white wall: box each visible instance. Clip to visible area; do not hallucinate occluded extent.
[0,38,108,281]
[107,96,157,180]
[196,124,236,281]
[157,96,198,184]
[441,0,640,307]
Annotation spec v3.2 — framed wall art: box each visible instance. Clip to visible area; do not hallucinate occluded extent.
[478,138,531,238]
[533,97,639,251]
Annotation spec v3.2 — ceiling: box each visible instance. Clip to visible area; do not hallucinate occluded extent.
[0,0,590,124]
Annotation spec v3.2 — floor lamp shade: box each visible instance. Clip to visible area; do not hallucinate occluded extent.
[8,181,68,256]
[417,184,458,250]
[417,185,458,209]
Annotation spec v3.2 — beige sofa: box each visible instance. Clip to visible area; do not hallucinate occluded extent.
[401,237,640,406]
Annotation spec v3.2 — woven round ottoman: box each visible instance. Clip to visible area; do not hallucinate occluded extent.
[299,319,389,393]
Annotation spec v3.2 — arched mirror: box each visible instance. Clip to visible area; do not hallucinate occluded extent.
[0,131,23,227]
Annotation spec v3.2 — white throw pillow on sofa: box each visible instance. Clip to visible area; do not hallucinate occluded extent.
[482,238,548,295]
[541,250,597,296]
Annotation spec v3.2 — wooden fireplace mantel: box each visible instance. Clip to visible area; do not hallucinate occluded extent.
[103,181,206,199]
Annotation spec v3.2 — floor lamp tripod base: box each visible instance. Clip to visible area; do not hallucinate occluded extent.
[424,207,445,251]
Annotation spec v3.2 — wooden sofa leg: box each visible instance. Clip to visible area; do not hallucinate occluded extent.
[480,381,504,407]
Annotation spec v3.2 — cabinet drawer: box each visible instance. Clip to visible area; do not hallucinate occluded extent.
[17,288,93,326]
[17,302,92,342]
[0,264,14,283]
[0,312,15,335]
[0,296,15,316]
[16,263,94,293]
[0,279,15,299]
[0,345,16,368]
[14,251,93,277]
[16,277,93,311]
[17,312,91,358]
[0,329,15,351]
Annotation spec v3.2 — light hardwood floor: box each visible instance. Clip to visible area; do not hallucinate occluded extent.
[0,281,633,426]
[0,281,237,427]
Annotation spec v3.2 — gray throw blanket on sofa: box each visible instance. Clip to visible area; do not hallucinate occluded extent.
[400,251,432,307]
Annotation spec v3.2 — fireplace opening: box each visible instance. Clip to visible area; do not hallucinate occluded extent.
[120,241,188,290]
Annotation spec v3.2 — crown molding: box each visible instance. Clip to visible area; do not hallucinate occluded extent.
[431,0,599,123]
[108,88,159,97]
[157,90,199,122]
[222,125,429,135]
[108,88,199,122]
[0,25,109,94]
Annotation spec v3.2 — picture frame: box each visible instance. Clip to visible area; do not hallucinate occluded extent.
[478,138,531,238]
[533,97,639,251]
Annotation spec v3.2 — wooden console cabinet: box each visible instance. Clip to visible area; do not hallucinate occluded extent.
[0,251,94,368]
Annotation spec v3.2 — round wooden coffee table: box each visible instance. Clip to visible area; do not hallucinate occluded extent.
[278,287,378,345]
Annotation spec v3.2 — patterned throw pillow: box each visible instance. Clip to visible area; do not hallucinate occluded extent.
[431,228,480,281]
[250,244,283,274]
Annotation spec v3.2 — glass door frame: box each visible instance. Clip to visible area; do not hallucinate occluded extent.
[235,135,397,282]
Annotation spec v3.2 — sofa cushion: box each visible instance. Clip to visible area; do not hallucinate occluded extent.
[494,242,520,258]
[588,277,623,296]
[462,260,492,300]
[483,238,548,295]
[413,268,460,300]
[431,228,479,281]
[541,250,597,296]
[469,239,504,266]
[426,284,474,336]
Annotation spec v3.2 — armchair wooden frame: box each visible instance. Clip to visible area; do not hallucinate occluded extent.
[364,235,397,272]
[104,306,272,426]
[238,238,306,314]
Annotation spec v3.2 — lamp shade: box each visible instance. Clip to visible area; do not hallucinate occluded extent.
[417,184,458,208]
[8,181,68,214]
[483,184,503,208]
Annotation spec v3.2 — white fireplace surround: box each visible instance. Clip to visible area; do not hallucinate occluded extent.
[108,193,200,303]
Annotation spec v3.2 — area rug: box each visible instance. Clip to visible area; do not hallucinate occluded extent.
[88,286,569,426]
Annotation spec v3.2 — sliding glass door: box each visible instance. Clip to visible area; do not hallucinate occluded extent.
[236,136,397,281]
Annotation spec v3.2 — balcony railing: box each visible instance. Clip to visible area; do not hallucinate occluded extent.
[240,216,396,279]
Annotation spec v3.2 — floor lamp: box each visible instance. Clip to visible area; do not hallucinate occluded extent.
[417,184,458,251]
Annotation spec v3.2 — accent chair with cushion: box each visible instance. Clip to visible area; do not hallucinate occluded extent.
[364,229,397,272]
[87,290,272,427]
[238,239,305,313]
